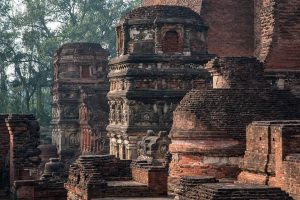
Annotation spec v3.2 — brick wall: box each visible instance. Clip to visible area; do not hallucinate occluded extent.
[255,0,300,69]
[132,167,149,185]
[143,0,300,69]
[282,155,300,200]
[238,121,300,200]
[142,0,255,57]
[0,115,9,188]
[201,0,254,57]
[5,115,41,187]
[132,165,168,195]
[13,180,67,200]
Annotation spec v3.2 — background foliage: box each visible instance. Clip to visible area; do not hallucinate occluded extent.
[0,0,141,125]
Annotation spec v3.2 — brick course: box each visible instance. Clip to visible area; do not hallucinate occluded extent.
[169,57,300,189]
[255,0,300,69]
[142,0,300,70]
[5,114,41,187]
[238,121,300,200]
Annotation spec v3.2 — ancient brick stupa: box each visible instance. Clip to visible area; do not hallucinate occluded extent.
[51,43,109,159]
[107,5,214,160]
[169,57,300,187]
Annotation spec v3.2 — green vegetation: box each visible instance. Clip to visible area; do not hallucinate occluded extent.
[0,0,141,125]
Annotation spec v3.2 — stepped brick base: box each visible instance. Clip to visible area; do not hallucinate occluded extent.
[65,155,168,200]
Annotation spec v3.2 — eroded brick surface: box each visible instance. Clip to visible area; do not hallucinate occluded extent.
[238,121,300,200]
[51,42,109,159]
[108,5,213,160]
[169,57,300,188]
[255,0,300,70]
[80,87,109,155]
[65,155,168,200]
[5,114,41,187]
[13,158,67,200]
[0,115,9,189]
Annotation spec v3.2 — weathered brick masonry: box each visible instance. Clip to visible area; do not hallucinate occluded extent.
[255,0,300,70]
[5,114,41,187]
[169,57,300,189]
[0,115,9,189]
[175,178,293,200]
[65,155,168,200]
[238,121,300,200]
[142,0,300,97]
[108,5,213,160]
[13,158,67,200]
[143,0,255,57]
[142,0,300,71]
[80,87,109,155]
[51,42,109,159]
[201,0,254,57]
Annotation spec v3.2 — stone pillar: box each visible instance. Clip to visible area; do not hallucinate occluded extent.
[5,114,41,187]
[127,137,138,160]
[154,24,163,54]
[183,28,191,56]
[109,139,115,155]
[118,139,124,160]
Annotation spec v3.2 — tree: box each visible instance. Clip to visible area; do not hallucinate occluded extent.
[0,0,141,125]
[0,0,14,113]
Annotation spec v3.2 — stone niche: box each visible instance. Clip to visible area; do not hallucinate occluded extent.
[169,57,300,189]
[51,42,109,160]
[142,0,255,57]
[108,5,214,160]
[141,0,300,97]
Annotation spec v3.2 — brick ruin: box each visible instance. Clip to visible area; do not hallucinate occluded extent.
[142,0,300,95]
[0,114,41,196]
[51,42,109,159]
[142,0,255,57]
[61,4,299,200]
[107,5,213,160]
[79,87,109,155]
[1,1,299,200]
[13,158,67,200]
[169,57,300,189]
[175,176,293,200]
[142,0,300,68]
[238,121,300,200]
[174,121,300,200]
[65,154,168,200]
[255,0,300,97]
[0,114,9,190]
